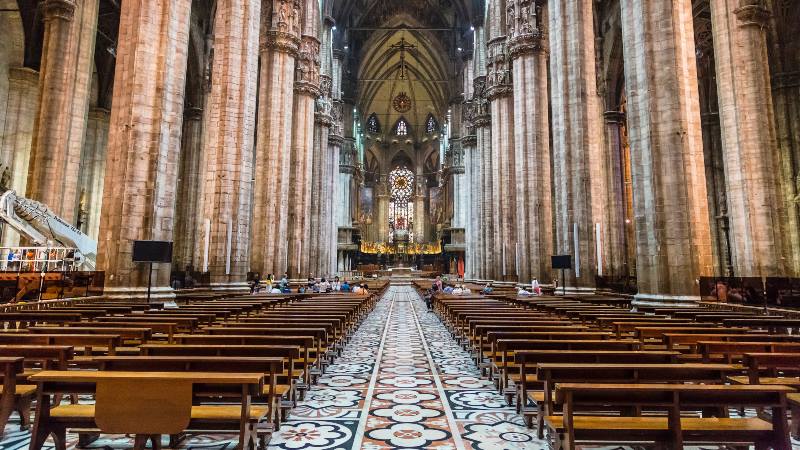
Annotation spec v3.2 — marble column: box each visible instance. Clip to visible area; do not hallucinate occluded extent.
[327,135,341,274]
[97,0,192,298]
[510,0,552,283]
[197,0,260,288]
[251,0,301,277]
[549,0,605,288]
[709,0,792,277]
[620,0,713,301]
[603,111,631,279]
[486,38,516,280]
[309,87,332,277]
[475,107,492,279]
[0,67,39,247]
[27,0,98,222]
[77,107,109,241]
[174,107,204,272]
[463,134,479,278]
[288,31,321,278]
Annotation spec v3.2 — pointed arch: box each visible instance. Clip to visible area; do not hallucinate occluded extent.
[425,113,438,134]
[394,116,410,136]
[367,113,381,133]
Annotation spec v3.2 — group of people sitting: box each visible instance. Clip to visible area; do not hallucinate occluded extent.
[422,276,474,309]
[249,273,370,296]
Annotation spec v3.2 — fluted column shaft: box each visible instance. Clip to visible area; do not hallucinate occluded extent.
[27,0,98,221]
[97,0,192,296]
[620,0,712,300]
[78,107,109,241]
[198,0,260,287]
[288,36,320,278]
[476,115,493,279]
[549,0,603,288]
[463,137,480,278]
[251,0,301,277]
[327,138,341,274]
[174,108,204,272]
[603,112,631,279]
[487,38,516,280]
[709,0,792,277]
[309,110,331,276]
[0,67,39,247]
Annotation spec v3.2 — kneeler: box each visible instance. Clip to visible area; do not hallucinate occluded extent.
[95,378,193,450]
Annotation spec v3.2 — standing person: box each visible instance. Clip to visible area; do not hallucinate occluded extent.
[280,273,289,289]
[532,278,540,296]
[332,276,341,291]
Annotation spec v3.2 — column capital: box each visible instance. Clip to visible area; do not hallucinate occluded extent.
[508,31,546,58]
[43,0,76,21]
[734,1,771,27]
[461,135,477,147]
[261,31,300,56]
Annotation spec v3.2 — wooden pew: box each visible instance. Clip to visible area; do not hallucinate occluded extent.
[28,370,269,450]
[697,341,800,363]
[29,326,153,345]
[0,357,28,438]
[0,313,85,330]
[546,383,792,450]
[0,334,121,357]
[67,321,177,343]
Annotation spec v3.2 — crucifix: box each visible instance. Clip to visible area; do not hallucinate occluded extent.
[390,37,416,80]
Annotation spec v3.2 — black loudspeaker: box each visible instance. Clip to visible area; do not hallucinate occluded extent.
[132,240,173,263]
[551,255,572,270]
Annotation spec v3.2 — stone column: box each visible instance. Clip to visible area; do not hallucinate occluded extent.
[327,134,341,274]
[463,133,479,278]
[27,0,98,222]
[620,0,713,301]
[709,0,792,277]
[251,0,301,278]
[174,107,204,272]
[603,111,631,279]
[97,0,192,298]
[550,0,605,289]
[0,67,39,247]
[197,0,260,289]
[486,38,516,280]
[309,84,332,277]
[510,0,552,283]
[475,107,492,279]
[77,107,109,241]
[288,30,321,278]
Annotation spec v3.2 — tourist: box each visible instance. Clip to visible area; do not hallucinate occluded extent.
[435,276,443,291]
[452,284,463,295]
[280,284,292,294]
[341,280,351,292]
[443,284,454,294]
[462,285,472,294]
[481,282,493,294]
[332,276,341,291]
[352,283,362,294]
[269,284,282,294]
[531,278,541,296]
[517,286,532,296]
[423,288,434,309]
[280,273,289,289]
[360,284,370,296]
[320,277,331,292]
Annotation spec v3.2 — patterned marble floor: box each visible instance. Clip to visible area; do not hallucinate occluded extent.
[267,285,541,450]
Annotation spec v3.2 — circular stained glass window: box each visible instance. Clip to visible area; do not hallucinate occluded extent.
[389,166,414,201]
[393,92,412,113]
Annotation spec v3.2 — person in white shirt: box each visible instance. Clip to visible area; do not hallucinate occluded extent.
[517,287,532,296]
[270,284,282,294]
[332,276,341,291]
[462,286,472,294]
[531,278,541,296]
[352,284,362,294]
[452,285,463,295]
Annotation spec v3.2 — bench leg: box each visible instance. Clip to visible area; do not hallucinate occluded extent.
[791,404,799,440]
[133,434,161,450]
[15,395,32,430]
[167,432,186,448]
[77,432,100,448]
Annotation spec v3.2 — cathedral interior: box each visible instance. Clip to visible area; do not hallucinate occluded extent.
[1,2,800,449]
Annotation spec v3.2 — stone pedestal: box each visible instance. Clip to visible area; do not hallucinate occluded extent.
[97,0,192,298]
[28,0,98,222]
[620,0,713,300]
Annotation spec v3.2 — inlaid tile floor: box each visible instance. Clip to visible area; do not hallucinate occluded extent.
[3,286,800,449]
[267,285,540,450]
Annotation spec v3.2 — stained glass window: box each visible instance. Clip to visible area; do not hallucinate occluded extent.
[388,166,414,236]
[367,114,380,133]
[395,118,409,136]
[426,114,438,133]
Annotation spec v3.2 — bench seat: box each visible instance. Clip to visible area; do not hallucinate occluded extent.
[48,404,270,421]
[728,375,800,386]
[0,384,36,396]
[546,415,773,435]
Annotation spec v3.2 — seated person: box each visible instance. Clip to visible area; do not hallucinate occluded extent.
[341,280,351,292]
[319,278,331,292]
[270,284,282,294]
[360,284,370,296]
[462,285,472,294]
[452,284,463,295]
[352,284,362,294]
[481,283,493,294]
[517,287,532,296]
[280,285,292,294]
[443,285,454,295]
[298,286,306,293]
